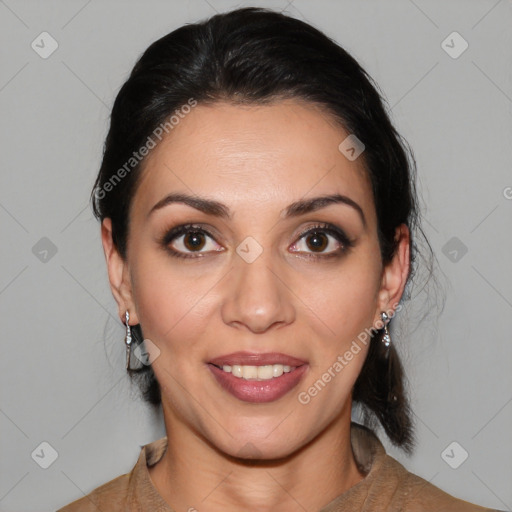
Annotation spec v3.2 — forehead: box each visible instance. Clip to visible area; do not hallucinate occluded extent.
[133,99,375,222]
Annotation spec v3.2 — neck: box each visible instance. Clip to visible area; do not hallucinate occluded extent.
[149,402,365,512]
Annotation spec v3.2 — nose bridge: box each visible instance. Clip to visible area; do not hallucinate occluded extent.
[221,236,295,332]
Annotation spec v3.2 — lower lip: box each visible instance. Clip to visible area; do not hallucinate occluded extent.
[208,364,308,403]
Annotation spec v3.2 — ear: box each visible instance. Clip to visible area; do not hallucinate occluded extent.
[101,218,139,325]
[374,224,410,322]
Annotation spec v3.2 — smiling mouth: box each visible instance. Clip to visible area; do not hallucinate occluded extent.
[210,363,299,381]
[208,362,308,403]
[207,351,309,402]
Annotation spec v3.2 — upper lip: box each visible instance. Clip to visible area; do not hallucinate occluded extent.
[209,351,308,367]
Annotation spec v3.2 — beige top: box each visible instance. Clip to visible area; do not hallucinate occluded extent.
[57,422,501,511]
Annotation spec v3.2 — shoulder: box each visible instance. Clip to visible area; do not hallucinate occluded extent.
[382,454,500,511]
[56,472,130,511]
[56,437,169,512]
[349,423,500,511]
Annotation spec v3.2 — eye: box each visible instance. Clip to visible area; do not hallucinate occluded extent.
[289,223,353,259]
[161,222,353,260]
[162,224,223,259]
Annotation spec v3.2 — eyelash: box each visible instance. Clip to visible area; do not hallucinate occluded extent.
[160,222,354,260]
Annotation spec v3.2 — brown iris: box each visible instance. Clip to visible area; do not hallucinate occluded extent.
[183,231,206,251]
[305,232,328,252]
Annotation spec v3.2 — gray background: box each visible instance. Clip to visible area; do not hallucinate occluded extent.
[1,0,511,510]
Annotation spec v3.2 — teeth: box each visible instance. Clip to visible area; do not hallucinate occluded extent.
[273,365,284,377]
[242,365,258,379]
[220,364,297,380]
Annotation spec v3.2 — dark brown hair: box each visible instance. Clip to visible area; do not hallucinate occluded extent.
[92,6,435,454]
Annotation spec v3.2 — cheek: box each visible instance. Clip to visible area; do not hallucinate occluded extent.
[295,257,381,347]
[294,257,381,412]
[129,249,216,356]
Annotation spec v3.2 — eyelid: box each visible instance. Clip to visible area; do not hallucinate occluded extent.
[294,222,351,244]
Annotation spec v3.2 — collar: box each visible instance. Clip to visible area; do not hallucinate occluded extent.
[127,421,387,511]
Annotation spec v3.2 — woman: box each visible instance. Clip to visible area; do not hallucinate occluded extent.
[57,7,501,512]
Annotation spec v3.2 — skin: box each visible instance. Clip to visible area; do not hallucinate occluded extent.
[101,99,410,512]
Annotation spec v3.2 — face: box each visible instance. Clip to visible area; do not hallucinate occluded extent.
[102,99,409,459]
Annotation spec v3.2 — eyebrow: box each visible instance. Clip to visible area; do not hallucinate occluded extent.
[148,192,366,227]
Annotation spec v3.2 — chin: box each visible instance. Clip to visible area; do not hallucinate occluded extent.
[209,423,307,462]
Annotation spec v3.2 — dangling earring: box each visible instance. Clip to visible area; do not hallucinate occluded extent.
[124,310,132,370]
[380,311,398,402]
[380,311,391,347]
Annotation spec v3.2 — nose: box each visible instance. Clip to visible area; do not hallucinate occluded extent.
[221,244,296,334]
